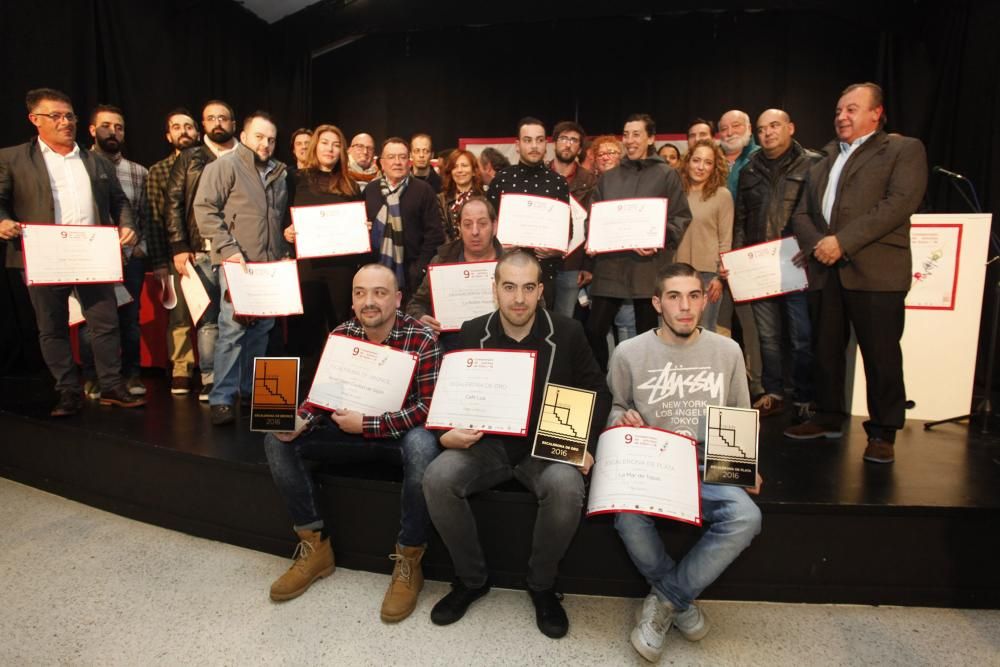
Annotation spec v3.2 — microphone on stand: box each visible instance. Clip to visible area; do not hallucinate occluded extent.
[932,166,968,180]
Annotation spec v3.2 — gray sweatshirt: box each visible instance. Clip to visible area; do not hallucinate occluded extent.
[607,328,750,453]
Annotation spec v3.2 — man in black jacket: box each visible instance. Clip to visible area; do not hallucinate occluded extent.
[423,250,611,639]
[0,88,142,415]
[164,100,237,400]
[732,109,822,421]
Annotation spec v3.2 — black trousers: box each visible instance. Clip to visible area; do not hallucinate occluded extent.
[285,264,354,379]
[809,270,906,442]
[585,295,659,371]
[27,281,122,393]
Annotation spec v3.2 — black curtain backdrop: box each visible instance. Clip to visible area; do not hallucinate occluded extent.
[3,0,1000,395]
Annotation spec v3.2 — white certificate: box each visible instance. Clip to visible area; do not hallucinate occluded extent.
[566,196,587,256]
[906,224,962,310]
[428,261,498,332]
[291,202,371,259]
[222,260,303,317]
[68,284,133,327]
[180,260,212,326]
[426,349,537,435]
[496,194,570,252]
[306,334,418,415]
[21,223,123,285]
[721,237,808,303]
[586,198,668,253]
[587,426,701,526]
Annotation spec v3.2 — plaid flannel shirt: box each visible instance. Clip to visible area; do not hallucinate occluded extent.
[324,311,441,439]
[144,153,177,269]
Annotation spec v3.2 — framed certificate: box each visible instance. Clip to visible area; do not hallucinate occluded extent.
[291,201,371,259]
[586,198,668,253]
[720,237,808,303]
[307,334,418,415]
[531,383,597,467]
[21,223,123,285]
[906,224,962,310]
[704,405,759,487]
[428,260,498,332]
[425,349,537,435]
[222,260,304,317]
[586,426,702,526]
[496,193,571,252]
[250,357,300,432]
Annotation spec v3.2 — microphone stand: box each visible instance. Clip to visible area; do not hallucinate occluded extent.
[923,172,998,436]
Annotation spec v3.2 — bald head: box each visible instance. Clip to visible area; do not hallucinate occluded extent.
[756,109,795,159]
[349,132,376,169]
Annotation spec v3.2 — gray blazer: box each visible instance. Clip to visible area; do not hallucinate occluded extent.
[791,130,927,292]
[0,138,135,269]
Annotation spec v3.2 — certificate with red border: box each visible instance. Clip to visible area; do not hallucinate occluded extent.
[222,260,304,317]
[307,334,418,415]
[21,223,122,285]
[906,224,962,310]
[428,260,497,332]
[291,201,371,259]
[586,425,702,526]
[497,194,570,252]
[425,349,537,436]
[586,198,668,254]
[720,237,808,303]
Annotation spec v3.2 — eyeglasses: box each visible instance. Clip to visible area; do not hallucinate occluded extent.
[556,136,580,145]
[351,144,374,153]
[596,150,621,159]
[32,112,77,123]
[204,115,230,123]
[381,153,408,162]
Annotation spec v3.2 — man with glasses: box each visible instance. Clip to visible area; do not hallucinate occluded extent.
[410,133,442,193]
[364,137,444,298]
[0,88,143,416]
[165,100,237,402]
[348,132,380,192]
[548,120,596,318]
[487,117,571,309]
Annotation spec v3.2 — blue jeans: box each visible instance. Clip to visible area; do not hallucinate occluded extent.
[423,439,585,591]
[80,255,145,379]
[210,267,271,406]
[699,271,721,332]
[553,269,581,318]
[263,422,441,546]
[751,291,813,402]
[192,253,220,385]
[614,301,637,341]
[614,482,761,611]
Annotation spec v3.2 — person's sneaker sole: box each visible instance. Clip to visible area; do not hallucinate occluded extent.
[269,563,335,602]
[783,428,843,440]
[674,605,710,641]
[630,626,664,662]
[127,385,147,396]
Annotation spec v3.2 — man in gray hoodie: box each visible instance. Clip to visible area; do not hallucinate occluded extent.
[195,111,290,425]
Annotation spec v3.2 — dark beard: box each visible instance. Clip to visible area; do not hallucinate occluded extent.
[174,135,196,150]
[96,135,121,154]
[207,127,233,144]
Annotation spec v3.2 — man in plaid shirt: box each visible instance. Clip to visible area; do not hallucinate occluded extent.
[263,263,442,623]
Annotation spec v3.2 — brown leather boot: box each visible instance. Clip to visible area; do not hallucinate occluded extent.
[269,529,335,602]
[380,544,425,622]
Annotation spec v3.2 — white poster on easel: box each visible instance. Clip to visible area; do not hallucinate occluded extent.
[849,213,992,421]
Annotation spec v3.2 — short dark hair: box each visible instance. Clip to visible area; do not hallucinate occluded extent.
[496,248,543,283]
[164,107,195,131]
[658,143,680,160]
[457,196,497,223]
[289,127,312,150]
[243,110,276,131]
[202,99,235,121]
[687,118,716,135]
[90,104,124,126]
[840,81,886,128]
[654,262,701,296]
[380,136,410,154]
[625,113,656,137]
[553,120,585,140]
[25,88,71,113]
[516,116,546,137]
[479,147,510,171]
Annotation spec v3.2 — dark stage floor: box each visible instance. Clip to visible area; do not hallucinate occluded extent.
[2,371,1000,607]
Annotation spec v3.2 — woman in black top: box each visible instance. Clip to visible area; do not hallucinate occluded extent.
[283,124,365,374]
[437,149,485,242]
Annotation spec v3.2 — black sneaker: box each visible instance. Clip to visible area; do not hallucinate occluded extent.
[210,403,235,426]
[99,386,147,408]
[50,390,83,417]
[430,580,491,626]
[528,588,569,639]
[199,383,213,403]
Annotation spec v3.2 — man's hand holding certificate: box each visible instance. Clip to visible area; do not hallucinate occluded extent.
[21,223,123,285]
[426,349,537,435]
[222,260,304,317]
[307,334,418,415]
[586,198,668,254]
[720,237,808,302]
[428,261,498,332]
[496,194,570,252]
[290,201,371,259]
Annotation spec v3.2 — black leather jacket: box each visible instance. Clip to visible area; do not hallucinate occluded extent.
[733,141,821,248]
[165,144,217,254]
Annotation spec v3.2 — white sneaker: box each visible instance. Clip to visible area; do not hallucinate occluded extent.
[674,602,710,641]
[630,593,675,662]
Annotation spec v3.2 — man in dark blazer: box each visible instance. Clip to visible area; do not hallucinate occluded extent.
[786,82,927,464]
[0,88,141,416]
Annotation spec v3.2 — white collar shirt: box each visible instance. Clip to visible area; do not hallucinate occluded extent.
[39,140,96,226]
[821,130,876,224]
